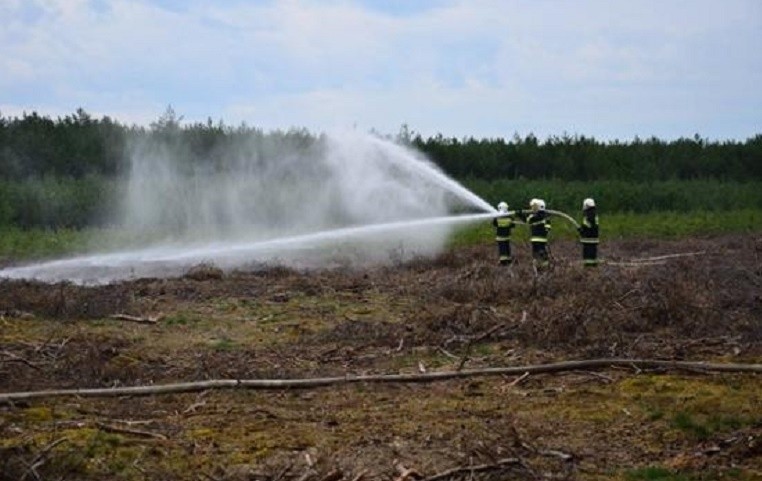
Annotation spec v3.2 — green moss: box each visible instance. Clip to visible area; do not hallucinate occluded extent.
[623,467,749,481]
[671,411,750,440]
[164,312,202,326]
[625,466,689,481]
[211,337,235,351]
[22,406,54,422]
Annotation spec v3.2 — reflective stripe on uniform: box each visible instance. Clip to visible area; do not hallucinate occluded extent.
[496,236,510,241]
[580,238,599,244]
[530,237,548,243]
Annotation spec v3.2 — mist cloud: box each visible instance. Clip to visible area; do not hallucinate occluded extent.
[0,132,492,283]
[122,130,475,239]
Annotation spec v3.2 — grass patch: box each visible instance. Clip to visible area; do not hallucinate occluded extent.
[604,209,762,239]
[164,312,202,326]
[643,406,665,421]
[0,227,92,261]
[624,466,745,481]
[211,337,235,351]
[3,209,761,261]
[671,411,747,440]
[449,208,762,247]
[0,226,173,262]
[625,466,689,481]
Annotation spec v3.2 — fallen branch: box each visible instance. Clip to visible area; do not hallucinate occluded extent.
[349,470,368,481]
[437,347,458,360]
[578,371,614,383]
[454,323,507,371]
[421,457,522,481]
[394,461,422,481]
[540,449,573,461]
[1,358,760,403]
[296,467,317,481]
[318,469,343,481]
[21,437,69,481]
[109,313,162,325]
[507,371,530,387]
[101,418,157,427]
[95,422,167,440]
[471,323,505,343]
[182,400,207,415]
[273,462,293,481]
[0,350,41,370]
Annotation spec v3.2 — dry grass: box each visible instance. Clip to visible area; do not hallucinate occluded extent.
[1,233,761,480]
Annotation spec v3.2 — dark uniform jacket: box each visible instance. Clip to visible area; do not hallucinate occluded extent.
[492,215,515,241]
[578,208,599,243]
[518,210,551,243]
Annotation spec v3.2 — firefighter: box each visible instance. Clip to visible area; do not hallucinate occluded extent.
[492,201,515,265]
[516,198,551,268]
[578,198,599,266]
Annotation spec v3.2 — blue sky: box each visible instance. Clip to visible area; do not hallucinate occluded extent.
[1,0,760,140]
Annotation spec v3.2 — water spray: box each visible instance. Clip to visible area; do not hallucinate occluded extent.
[364,135,496,214]
[0,130,503,284]
[0,213,495,284]
[0,127,589,285]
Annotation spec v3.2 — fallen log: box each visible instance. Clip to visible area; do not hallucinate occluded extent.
[1,358,759,403]
[109,313,162,325]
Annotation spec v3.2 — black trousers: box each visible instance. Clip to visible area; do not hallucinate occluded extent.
[497,240,512,264]
[531,242,549,266]
[582,243,598,265]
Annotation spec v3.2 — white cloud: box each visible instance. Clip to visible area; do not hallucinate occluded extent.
[0,0,759,139]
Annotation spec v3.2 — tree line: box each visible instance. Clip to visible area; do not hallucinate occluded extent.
[2,109,761,182]
[410,131,762,182]
[0,108,760,229]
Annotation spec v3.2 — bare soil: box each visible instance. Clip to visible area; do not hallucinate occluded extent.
[1,234,761,480]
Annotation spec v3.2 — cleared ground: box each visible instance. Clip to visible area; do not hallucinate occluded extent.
[1,234,761,480]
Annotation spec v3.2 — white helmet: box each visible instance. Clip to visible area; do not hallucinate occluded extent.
[583,198,596,210]
[497,201,508,213]
[530,198,546,211]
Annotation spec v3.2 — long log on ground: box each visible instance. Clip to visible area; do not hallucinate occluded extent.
[1,358,759,403]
